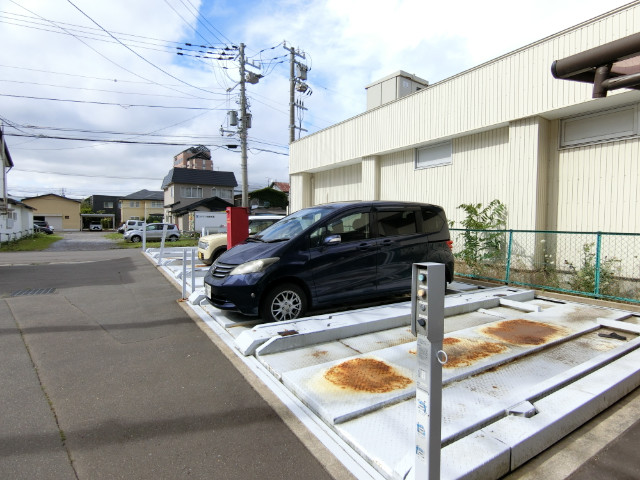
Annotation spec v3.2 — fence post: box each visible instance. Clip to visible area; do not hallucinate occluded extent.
[594,232,602,296]
[505,230,513,284]
[191,248,196,294]
[182,249,187,299]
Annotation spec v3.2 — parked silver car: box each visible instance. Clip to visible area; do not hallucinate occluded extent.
[123,223,180,243]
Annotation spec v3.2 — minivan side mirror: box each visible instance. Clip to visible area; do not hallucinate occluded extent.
[323,234,342,245]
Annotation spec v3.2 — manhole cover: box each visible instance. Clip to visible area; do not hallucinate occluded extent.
[11,288,57,297]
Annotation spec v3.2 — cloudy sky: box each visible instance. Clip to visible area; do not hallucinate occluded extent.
[0,0,633,200]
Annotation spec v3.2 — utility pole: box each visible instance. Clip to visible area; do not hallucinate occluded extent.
[285,44,310,143]
[288,46,295,144]
[221,43,261,208]
[239,43,248,208]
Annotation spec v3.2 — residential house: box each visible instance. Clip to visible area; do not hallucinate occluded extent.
[84,194,121,229]
[162,167,237,230]
[270,182,290,195]
[120,190,164,224]
[289,4,640,238]
[1,130,37,241]
[21,194,81,231]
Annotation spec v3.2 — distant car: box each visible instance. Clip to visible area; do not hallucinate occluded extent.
[89,223,103,231]
[123,223,180,243]
[123,219,145,231]
[197,215,284,265]
[34,220,54,234]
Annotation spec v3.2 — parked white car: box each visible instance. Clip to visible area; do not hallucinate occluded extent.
[124,223,180,243]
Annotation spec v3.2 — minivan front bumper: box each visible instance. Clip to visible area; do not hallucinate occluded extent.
[204,272,265,316]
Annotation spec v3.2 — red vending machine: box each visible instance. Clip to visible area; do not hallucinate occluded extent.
[226,207,249,249]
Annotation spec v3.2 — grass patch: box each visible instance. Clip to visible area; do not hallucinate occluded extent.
[0,233,62,251]
[108,232,198,249]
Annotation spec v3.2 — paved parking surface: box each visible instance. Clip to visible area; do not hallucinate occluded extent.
[45,231,120,251]
[0,249,350,480]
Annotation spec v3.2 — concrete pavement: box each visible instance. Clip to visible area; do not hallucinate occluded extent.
[0,248,353,480]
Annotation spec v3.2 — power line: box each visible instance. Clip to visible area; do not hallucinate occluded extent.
[0,78,227,100]
[8,0,218,99]
[0,93,225,110]
[65,0,234,96]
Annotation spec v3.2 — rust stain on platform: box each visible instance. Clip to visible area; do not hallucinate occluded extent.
[324,358,412,393]
[442,337,507,368]
[482,319,568,346]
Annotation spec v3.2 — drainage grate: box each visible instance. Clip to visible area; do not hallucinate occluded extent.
[11,288,57,297]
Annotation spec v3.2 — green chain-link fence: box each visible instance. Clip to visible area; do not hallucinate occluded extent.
[451,229,640,304]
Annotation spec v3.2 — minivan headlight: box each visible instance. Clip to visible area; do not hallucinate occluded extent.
[230,257,279,275]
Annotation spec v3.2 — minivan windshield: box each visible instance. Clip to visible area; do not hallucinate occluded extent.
[252,206,336,242]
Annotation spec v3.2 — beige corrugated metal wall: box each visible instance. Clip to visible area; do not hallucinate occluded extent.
[312,164,362,205]
[555,137,640,233]
[289,3,640,234]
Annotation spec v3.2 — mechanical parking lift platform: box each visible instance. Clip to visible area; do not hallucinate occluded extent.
[149,249,640,480]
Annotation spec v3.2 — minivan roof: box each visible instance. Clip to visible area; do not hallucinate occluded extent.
[308,200,444,211]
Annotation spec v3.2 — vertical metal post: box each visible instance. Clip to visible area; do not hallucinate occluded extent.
[505,230,513,284]
[142,221,147,250]
[191,248,196,294]
[182,249,187,299]
[411,262,445,479]
[158,223,167,264]
[594,232,603,295]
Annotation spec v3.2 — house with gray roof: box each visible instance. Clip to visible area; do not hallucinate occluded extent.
[120,189,164,224]
[161,167,237,230]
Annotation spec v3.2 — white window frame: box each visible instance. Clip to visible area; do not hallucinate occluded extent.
[560,104,639,148]
[129,201,140,208]
[415,141,452,169]
[150,201,163,208]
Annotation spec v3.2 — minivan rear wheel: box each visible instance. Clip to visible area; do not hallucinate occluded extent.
[262,283,307,322]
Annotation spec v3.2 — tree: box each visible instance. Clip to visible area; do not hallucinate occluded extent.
[248,187,289,209]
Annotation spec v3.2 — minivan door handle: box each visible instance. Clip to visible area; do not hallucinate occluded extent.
[381,239,393,246]
[358,242,372,251]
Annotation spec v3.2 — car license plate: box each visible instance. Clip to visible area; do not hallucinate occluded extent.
[205,283,211,298]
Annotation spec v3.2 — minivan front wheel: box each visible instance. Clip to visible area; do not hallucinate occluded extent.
[262,283,307,322]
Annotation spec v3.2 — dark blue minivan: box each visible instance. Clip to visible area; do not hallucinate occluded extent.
[203,201,454,322]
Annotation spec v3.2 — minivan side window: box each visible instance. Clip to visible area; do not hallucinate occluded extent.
[309,211,371,247]
[420,207,445,234]
[377,210,417,237]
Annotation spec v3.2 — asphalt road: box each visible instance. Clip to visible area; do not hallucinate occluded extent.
[0,245,351,480]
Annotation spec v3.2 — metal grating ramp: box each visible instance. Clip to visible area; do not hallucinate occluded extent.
[11,288,57,297]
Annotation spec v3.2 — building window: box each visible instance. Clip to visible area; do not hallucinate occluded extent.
[560,104,638,147]
[181,186,203,198]
[150,201,163,208]
[65,216,70,219]
[415,141,452,169]
[104,201,113,208]
[129,201,140,208]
